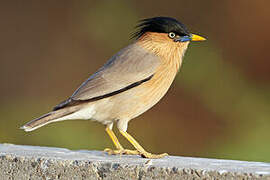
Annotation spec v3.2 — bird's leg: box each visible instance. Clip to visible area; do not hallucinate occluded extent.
[104,127,139,155]
[119,130,168,159]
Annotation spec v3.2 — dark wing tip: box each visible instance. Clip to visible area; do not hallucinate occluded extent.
[53,98,73,111]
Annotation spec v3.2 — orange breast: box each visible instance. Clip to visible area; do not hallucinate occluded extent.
[107,32,189,120]
[112,51,184,120]
[133,57,179,116]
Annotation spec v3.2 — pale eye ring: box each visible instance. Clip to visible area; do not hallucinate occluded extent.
[168,32,176,39]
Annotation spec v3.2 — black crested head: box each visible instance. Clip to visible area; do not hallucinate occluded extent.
[132,17,190,39]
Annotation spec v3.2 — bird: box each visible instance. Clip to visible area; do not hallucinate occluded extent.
[21,17,206,159]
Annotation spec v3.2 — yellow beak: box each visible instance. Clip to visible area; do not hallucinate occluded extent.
[191,34,207,41]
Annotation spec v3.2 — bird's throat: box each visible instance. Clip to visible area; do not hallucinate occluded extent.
[137,32,189,72]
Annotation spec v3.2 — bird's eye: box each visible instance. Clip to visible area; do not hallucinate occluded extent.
[168,32,176,39]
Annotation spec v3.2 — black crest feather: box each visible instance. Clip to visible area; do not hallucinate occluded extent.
[132,17,190,39]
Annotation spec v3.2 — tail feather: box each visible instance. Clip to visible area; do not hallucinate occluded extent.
[20,106,80,132]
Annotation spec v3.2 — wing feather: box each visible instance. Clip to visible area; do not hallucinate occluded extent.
[53,43,160,110]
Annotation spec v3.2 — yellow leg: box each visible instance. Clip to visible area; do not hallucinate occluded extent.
[120,130,168,159]
[105,127,123,150]
[104,127,139,155]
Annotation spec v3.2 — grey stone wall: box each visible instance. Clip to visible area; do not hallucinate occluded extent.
[0,144,269,179]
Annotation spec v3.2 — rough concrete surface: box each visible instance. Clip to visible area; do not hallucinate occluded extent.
[0,144,269,180]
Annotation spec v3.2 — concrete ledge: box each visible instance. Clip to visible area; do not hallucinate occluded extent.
[0,144,269,179]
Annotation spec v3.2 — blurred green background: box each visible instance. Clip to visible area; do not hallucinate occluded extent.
[1,1,270,162]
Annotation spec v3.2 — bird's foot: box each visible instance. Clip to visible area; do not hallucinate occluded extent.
[104,148,140,155]
[140,152,168,159]
[104,148,168,158]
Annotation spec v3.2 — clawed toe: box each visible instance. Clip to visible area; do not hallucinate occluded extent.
[140,152,168,159]
[104,148,140,155]
[104,148,168,158]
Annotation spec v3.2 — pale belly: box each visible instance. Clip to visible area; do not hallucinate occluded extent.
[89,69,177,125]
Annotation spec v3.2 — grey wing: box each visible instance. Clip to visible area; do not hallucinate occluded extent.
[53,43,160,110]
